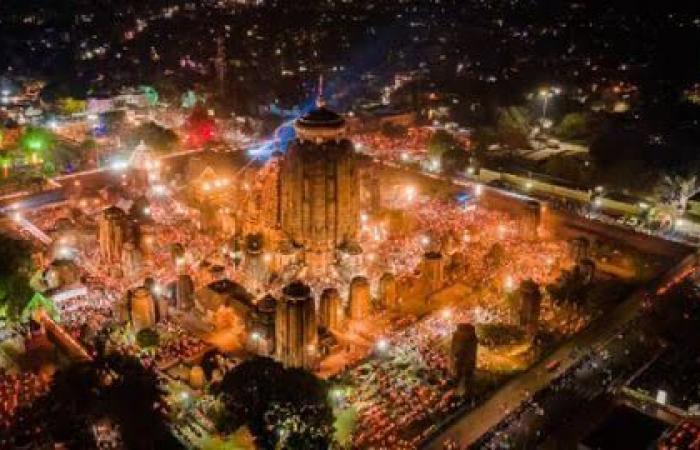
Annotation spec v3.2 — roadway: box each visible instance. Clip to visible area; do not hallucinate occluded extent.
[422,245,697,449]
[0,148,204,212]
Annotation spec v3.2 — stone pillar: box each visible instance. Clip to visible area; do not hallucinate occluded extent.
[379,272,398,310]
[275,281,317,370]
[522,200,541,240]
[450,323,478,395]
[139,224,156,260]
[98,206,126,263]
[348,276,371,320]
[319,288,341,331]
[176,274,195,311]
[121,242,142,279]
[518,279,542,335]
[569,237,590,263]
[130,287,155,332]
[423,251,444,294]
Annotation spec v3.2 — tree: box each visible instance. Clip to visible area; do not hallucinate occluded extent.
[0,234,34,322]
[495,107,531,149]
[380,122,407,139]
[554,112,593,142]
[655,173,700,215]
[10,353,182,450]
[213,357,334,450]
[19,127,56,160]
[127,122,178,154]
[441,146,470,175]
[428,129,458,160]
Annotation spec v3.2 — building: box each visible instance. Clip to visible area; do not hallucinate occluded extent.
[423,251,445,294]
[130,287,156,332]
[279,93,360,275]
[450,323,478,395]
[517,279,542,335]
[319,287,342,331]
[98,206,126,263]
[379,272,398,309]
[348,275,371,320]
[275,280,318,370]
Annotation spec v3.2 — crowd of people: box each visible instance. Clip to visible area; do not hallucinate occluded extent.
[343,312,469,449]
[0,370,51,437]
[353,127,433,161]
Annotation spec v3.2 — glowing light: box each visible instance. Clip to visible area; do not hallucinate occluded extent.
[405,185,417,203]
[57,246,72,258]
[497,225,507,237]
[360,212,369,223]
[420,235,430,246]
[376,338,390,352]
[441,308,452,320]
[152,184,167,196]
[11,212,22,222]
[251,331,262,341]
[202,182,211,192]
[474,184,483,197]
[263,253,272,263]
[111,160,129,171]
[504,275,515,292]
[143,207,151,215]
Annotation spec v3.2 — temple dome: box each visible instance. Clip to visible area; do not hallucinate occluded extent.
[294,105,346,143]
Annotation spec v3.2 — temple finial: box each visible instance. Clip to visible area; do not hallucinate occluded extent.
[316,74,325,108]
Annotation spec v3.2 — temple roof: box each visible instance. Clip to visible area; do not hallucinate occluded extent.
[296,106,345,129]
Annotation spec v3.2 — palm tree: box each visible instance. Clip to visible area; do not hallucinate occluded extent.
[657,173,700,215]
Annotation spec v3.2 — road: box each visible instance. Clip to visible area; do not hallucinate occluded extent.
[0,148,204,211]
[422,250,697,449]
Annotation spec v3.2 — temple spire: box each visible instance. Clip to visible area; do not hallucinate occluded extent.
[316,74,325,108]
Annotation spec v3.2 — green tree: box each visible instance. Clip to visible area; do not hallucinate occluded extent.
[0,234,34,322]
[428,129,459,160]
[441,146,470,175]
[554,112,592,142]
[380,122,407,139]
[214,357,334,450]
[127,122,179,154]
[495,107,531,149]
[10,353,182,450]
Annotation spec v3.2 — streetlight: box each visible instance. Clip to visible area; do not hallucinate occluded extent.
[538,86,561,125]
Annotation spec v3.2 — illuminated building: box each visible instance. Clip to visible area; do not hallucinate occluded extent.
[248,294,276,356]
[242,233,268,291]
[379,272,398,309]
[98,206,126,264]
[279,91,360,275]
[176,274,195,311]
[275,280,317,370]
[130,287,156,332]
[121,241,142,278]
[570,237,590,263]
[319,287,342,331]
[450,323,478,395]
[423,251,445,294]
[348,275,371,320]
[517,279,542,335]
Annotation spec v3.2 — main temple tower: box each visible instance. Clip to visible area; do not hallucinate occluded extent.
[279,82,360,274]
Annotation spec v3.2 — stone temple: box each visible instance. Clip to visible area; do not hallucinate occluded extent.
[279,94,360,276]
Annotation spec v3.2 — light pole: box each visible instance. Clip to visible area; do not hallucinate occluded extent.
[538,87,561,129]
